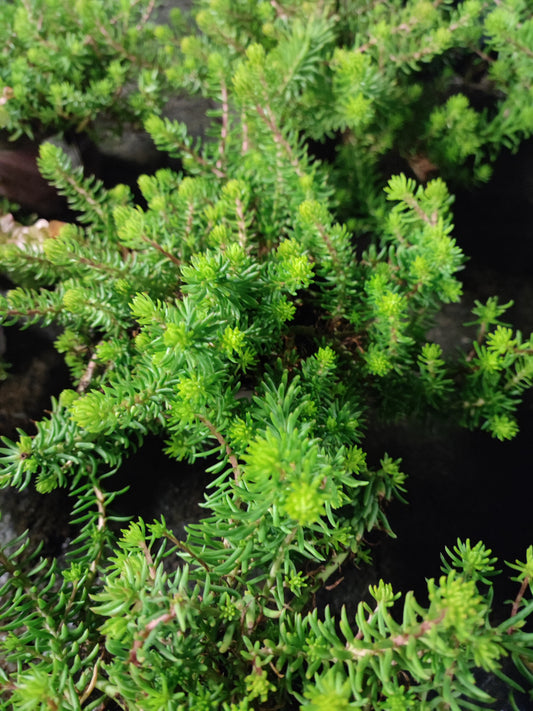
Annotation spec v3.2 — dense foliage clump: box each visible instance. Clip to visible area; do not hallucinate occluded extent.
[1,1,532,708]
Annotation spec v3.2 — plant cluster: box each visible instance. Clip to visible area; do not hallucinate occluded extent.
[0,0,533,708]
[0,0,191,140]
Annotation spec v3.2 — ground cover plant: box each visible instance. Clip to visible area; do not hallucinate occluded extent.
[1,0,533,708]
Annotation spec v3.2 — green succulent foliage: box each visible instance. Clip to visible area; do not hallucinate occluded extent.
[0,469,126,710]
[0,0,188,139]
[1,0,533,709]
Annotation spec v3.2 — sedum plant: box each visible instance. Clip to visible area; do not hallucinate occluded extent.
[0,0,189,140]
[1,0,533,708]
